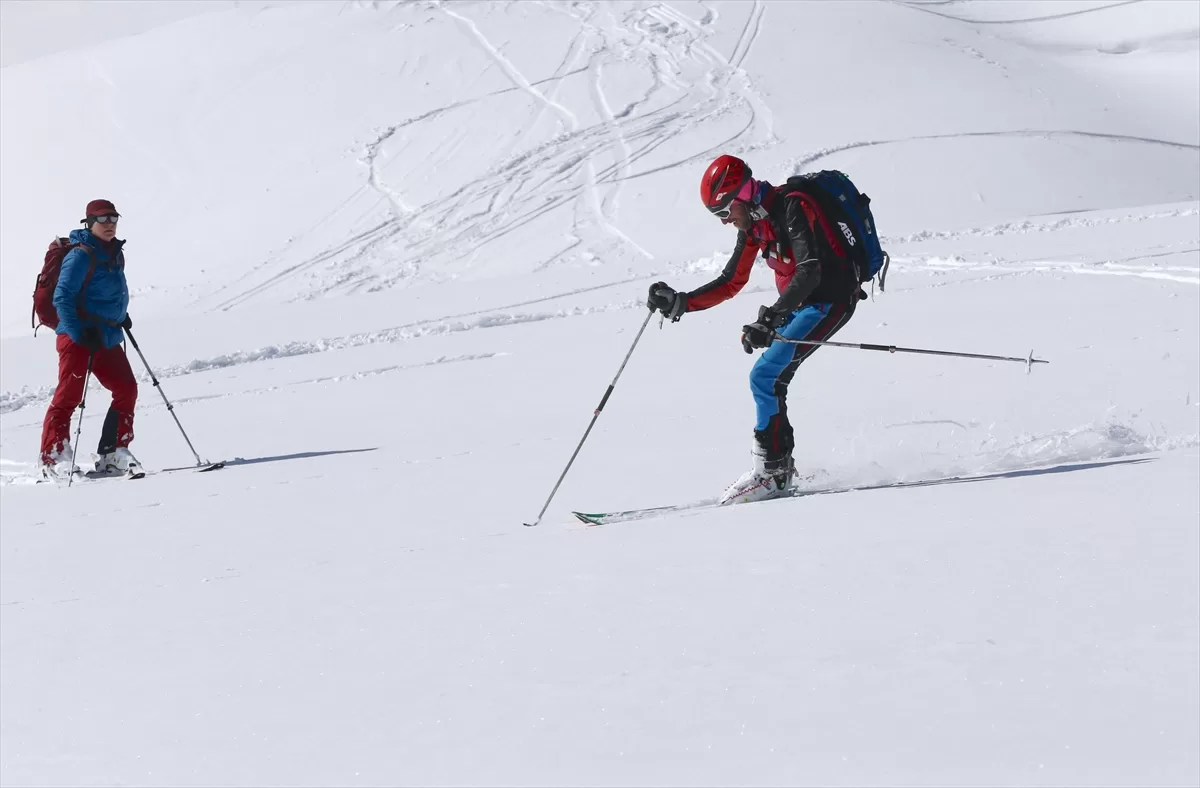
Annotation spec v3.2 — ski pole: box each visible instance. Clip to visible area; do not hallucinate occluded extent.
[67,352,95,488]
[524,308,655,527]
[123,327,209,467]
[770,335,1049,373]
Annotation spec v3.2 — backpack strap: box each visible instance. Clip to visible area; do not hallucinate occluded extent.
[74,245,118,328]
[766,184,864,302]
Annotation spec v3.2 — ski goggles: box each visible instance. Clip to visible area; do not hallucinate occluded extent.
[708,178,756,219]
[89,215,120,223]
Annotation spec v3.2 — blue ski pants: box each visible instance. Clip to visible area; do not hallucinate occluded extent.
[749,301,855,461]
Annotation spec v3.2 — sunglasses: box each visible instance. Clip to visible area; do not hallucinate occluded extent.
[90,215,120,224]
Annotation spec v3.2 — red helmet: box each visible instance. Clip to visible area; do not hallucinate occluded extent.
[700,154,751,213]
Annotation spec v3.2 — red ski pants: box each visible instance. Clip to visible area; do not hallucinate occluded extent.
[40,334,137,463]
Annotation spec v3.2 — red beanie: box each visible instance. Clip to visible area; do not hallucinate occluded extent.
[84,199,119,218]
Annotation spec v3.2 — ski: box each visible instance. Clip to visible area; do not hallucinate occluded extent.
[572,462,1127,526]
[34,468,85,485]
[33,460,225,485]
[36,468,145,483]
[84,468,146,480]
[573,502,714,525]
[573,479,893,526]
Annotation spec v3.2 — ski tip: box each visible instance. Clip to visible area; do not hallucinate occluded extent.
[571,512,602,526]
[199,461,226,472]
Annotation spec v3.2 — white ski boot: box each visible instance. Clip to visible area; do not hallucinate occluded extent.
[94,447,143,477]
[719,444,796,505]
[40,443,79,482]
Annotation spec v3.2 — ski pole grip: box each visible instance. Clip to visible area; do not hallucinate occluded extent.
[861,343,893,352]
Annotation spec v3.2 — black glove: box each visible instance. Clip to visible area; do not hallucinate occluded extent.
[120,314,132,330]
[741,322,773,354]
[79,326,104,351]
[741,305,787,354]
[647,282,687,322]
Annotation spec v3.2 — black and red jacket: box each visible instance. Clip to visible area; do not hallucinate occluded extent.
[684,183,861,316]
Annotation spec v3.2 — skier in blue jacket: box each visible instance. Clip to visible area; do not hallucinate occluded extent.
[40,199,140,479]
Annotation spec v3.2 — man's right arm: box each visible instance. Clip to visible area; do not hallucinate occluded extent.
[52,248,88,343]
[684,233,759,313]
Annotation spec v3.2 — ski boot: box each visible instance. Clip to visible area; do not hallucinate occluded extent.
[93,447,144,478]
[719,444,796,505]
[40,444,80,483]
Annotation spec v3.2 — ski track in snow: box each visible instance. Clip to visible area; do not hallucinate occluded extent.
[894,0,1145,26]
[730,0,765,69]
[211,27,1190,310]
[203,0,774,307]
[150,352,504,412]
[0,303,638,418]
[895,255,1199,285]
[200,64,592,314]
[880,207,1200,284]
[791,128,1199,173]
[2,274,641,416]
[882,206,1200,245]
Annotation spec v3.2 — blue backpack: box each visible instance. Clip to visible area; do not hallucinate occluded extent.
[782,170,889,289]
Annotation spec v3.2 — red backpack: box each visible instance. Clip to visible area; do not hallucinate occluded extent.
[32,238,97,335]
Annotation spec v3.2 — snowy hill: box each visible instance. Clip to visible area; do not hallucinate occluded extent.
[1,1,1197,785]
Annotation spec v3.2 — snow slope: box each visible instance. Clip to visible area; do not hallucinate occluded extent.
[1,1,1197,785]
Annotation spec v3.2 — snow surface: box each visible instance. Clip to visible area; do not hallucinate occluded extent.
[1,1,1197,785]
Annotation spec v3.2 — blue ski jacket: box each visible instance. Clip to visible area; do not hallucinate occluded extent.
[54,228,129,349]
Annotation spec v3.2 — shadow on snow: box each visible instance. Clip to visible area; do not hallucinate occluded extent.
[808,456,1156,498]
[223,448,379,468]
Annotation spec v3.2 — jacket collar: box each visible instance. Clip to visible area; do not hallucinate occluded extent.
[69,227,124,250]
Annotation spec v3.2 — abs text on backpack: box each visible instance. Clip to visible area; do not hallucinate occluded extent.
[782,170,889,289]
[32,237,97,335]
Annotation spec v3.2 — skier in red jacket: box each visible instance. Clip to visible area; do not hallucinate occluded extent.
[648,155,880,504]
